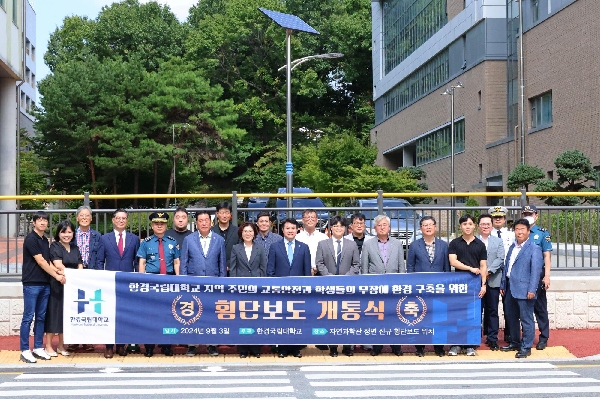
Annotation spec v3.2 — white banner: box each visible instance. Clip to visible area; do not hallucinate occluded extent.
[63,269,117,344]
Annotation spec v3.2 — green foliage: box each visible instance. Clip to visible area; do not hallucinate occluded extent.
[506,164,545,191]
[19,130,51,210]
[463,197,481,220]
[537,210,600,245]
[534,150,599,206]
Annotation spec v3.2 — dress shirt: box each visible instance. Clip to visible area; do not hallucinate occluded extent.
[377,238,390,266]
[114,230,127,247]
[76,228,90,265]
[200,231,212,255]
[296,229,328,268]
[507,242,524,277]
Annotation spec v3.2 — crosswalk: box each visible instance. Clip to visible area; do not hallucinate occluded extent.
[301,363,600,398]
[0,370,296,398]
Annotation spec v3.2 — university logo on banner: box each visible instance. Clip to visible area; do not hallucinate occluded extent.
[63,269,117,344]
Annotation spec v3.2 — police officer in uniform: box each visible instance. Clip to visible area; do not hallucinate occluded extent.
[137,212,181,357]
[521,204,552,350]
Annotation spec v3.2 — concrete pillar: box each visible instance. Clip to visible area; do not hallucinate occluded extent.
[0,79,18,237]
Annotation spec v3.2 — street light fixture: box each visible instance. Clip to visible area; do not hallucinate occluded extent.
[277,52,344,72]
[441,81,464,232]
[259,8,321,211]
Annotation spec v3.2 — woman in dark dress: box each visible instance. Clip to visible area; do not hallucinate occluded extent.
[45,220,82,357]
[229,222,267,358]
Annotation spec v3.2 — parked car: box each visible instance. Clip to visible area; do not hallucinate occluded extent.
[356,198,422,250]
[270,187,329,231]
[244,195,269,222]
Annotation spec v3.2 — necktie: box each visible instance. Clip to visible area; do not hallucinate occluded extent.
[287,241,294,265]
[336,240,342,275]
[497,230,502,238]
[158,237,167,274]
[118,233,124,256]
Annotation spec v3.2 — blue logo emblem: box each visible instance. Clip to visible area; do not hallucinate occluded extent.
[74,289,104,314]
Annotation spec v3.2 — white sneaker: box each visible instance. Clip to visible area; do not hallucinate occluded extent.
[32,348,51,360]
[466,348,477,356]
[448,346,461,356]
[20,350,37,363]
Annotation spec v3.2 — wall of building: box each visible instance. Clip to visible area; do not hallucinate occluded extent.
[522,0,600,173]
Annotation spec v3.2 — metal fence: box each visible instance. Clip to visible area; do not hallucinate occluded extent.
[1,203,599,273]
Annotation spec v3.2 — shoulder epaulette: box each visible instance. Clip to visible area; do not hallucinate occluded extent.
[144,236,153,242]
[539,227,547,232]
[166,235,176,241]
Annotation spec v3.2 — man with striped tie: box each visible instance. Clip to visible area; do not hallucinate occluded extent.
[315,215,360,357]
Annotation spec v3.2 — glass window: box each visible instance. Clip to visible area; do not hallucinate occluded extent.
[532,0,539,23]
[415,119,466,166]
[530,92,552,129]
[383,49,449,119]
[0,0,5,10]
[12,0,17,24]
[383,0,448,74]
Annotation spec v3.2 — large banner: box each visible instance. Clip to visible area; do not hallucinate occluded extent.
[63,269,482,345]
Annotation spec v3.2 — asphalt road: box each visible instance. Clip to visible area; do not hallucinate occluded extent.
[1,360,600,398]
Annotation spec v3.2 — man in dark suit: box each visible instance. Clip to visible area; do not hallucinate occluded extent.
[95,208,140,358]
[315,215,360,357]
[210,201,239,274]
[180,210,227,357]
[361,214,404,356]
[267,218,311,358]
[407,215,449,357]
[500,218,543,358]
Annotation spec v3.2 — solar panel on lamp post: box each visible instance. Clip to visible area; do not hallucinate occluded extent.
[259,8,320,214]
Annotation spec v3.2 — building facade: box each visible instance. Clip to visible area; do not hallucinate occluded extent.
[0,0,30,235]
[371,0,600,206]
[19,0,35,136]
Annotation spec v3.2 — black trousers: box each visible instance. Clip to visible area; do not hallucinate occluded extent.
[328,345,352,353]
[237,345,261,355]
[534,280,549,341]
[372,345,401,353]
[483,286,500,342]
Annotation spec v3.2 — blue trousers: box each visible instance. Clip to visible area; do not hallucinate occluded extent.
[20,285,50,351]
[505,279,536,350]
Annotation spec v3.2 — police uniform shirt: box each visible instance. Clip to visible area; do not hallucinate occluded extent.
[492,227,515,255]
[529,224,552,253]
[136,235,180,274]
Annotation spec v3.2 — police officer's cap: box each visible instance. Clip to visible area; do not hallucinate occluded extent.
[488,206,508,217]
[149,212,169,223]
[521,204,538,214]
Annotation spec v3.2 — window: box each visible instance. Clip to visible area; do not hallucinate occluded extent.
[415,119,466,166]
[25,67,30,83]
[383,49,449,118]
[383,0,447,74]
[12,0,17,24]
[25,39,30,55]
[31,73,35,88]
[20,92,25,108]
[532,0,539,23]
[0,0,5,10]
[31,46,35,61]
[530,92,552,129]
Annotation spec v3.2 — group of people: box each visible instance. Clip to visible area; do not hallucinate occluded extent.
[19,201,551,363]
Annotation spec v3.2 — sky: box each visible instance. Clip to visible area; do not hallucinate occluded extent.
[31,0,198,98]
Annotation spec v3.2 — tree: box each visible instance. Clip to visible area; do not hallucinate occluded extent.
[19,130,50,210]
[506,164,545,191]
[535,150,599,206]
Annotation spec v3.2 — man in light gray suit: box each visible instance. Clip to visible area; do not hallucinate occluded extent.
[478,214,505,351]
[361,214,405,356]
[180,210,227,357]
[315,215,360,357]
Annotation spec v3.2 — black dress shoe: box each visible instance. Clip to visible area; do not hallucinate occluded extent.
[144,349,153,357]
[515,349,531,358]
[293,351,302,358]
[253,353,261,358]
[536,340,547,350]
[416,350,425,357]
[370,350,381,356]
[104,348,114,359]
[117,347,127,356]
[392,350,403,356]
[163,347,173,356]
[278,352,287,358]
[501,344,521,352]
[435,350,445,357]
[342,349,354,357]
[207,345,219,356]
[489,341,499,351]
[329,350,338,357]
[239,353,247,359]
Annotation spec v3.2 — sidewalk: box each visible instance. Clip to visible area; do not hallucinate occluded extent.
[0,330,597,366]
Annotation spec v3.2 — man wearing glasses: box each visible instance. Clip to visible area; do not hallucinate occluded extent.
[344,213,374,257]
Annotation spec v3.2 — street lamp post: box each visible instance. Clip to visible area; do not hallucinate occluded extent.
[442,82,463,232]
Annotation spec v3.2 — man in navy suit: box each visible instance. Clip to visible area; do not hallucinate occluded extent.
[95,208,140,358]
[267,218,311,358]
[500,218,543,358]
[407,215,449,357]
[180,210,226,356]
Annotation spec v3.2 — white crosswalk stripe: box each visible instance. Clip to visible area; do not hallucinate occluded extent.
[0,370,296,397]
[301,362,600,398]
